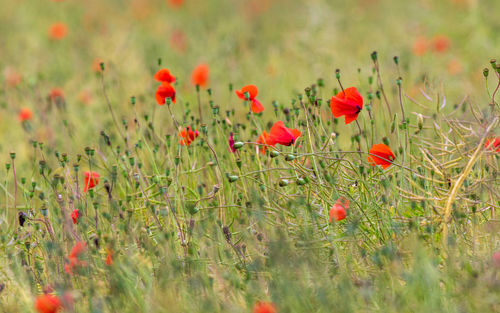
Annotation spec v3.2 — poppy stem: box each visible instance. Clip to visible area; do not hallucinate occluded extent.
[196,85,203,124]
[373,59,393,117]
[100,70,127,144]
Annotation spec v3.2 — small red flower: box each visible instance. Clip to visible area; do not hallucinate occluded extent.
[191,63,209,87]
[329,197,349,222]
[330,87,363,124]
[412,36,428,56]
[368,144,395,169]
[35,294,62,313]
[83,171,100,192]
[257,131,271,154]
[253,301,277,313]
[431,35,450,53]
[155,83,176,105]
[49,88,65,102]
[18,108,33,122]
[154,68,176,83]
[267,121,301,146]
[178,126,199,146]
[105,249,113,266]
[71,209,79,224]
[65,241,87,275]
[236,85,265,113]
[484,137,500,152]
[49,23,67,40]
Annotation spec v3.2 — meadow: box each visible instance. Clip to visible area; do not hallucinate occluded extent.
[0,0,499,312]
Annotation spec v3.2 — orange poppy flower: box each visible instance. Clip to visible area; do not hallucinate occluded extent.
[253,301,276,313]
[329,197,349,222]
[236,85,265,113]
[267,121,301,146]
[83,171,100,192]
[49,23,68,40]
[18,108,33,122]
[368,143,395,169]
[178,126,199,146]
[49,88,65,103]
[154,68,176,83]
[412,36,428,56]
[35,294,62,313]
[167,0,184,8]
[257,131,271,154]
[105,249,113,265]
[191,63,209,87]
[485,137,500,152]
[155,82,176,105]
[65,241,87,275]
[431,35,450,53]
[330,87,363,124]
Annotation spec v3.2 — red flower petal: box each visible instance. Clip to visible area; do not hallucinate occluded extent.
[235,85,258,101]
[368,144,395,169]
[330,87,363,125]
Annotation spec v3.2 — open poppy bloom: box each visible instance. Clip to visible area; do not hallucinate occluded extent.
[267,121,301,146]
[18,108,33,122]
[83,171,100,192]
[329,197,349,222]
[71,209,79,224]
[235,85,265,113]
[49,23,67,40]
[368,144,395,169]
[105,249,113,265]
[154,68,176,83]
[431,35,450,53]
[155,82,176,105]
[412,36,428,56]
[178,126,199,146]
[484,137,500,152]
[65,241,87,275]
[253,301,277,313]
[330,87,363,124]
[35,293,62,313]
[257,131,271,154]
[191,63,209,87]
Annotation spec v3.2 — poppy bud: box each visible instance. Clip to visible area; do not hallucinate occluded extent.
[18,211,27,227]
[368,76,373,85]
[390,116,396,133]
[393,56,399,65]
[490,59,497,69]
[371,51,378,62]
[270,150,280,158]
[236,159,242,168]
[317,78,325,87]
[285,154,295,161]
[10,152,15,160]
[174,156,180,166]
[228,175,239,183]
[376,90,381,100]
[396,77,402,86]
[233,142,244,149]
[100,62,105,71]
[417,113,424,130]
[296,178,306,185]
[483,68,489,78]
[212,106,219,115]
[278,179,289,187]
[496,64,500,74]
[305,87,311,97]
[131,96,136,105]
[5,163,10,171]
[382,137,390,146]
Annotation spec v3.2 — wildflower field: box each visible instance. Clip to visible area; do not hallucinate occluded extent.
[1,0,500,312]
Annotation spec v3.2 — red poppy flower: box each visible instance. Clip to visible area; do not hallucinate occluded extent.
[253,301,277,313]
[236,85,264,113]
[167,0,184,8]
[65,241,87,275]
[18,108,33,122]
[330,87,363,124]
[49,88,65,102]
[368,144,395,169]
[413,36,428,56]
[83,171,100,192]
[267,121,301,146]
[484,137,500,152]
[431,35,450,53]
[178,126,199,146]
[49,23,67,40]
[71,209,79,224]
[329,197,349,222]
[154,68,176,83]
[105,249,113,265]
[35,294,62,313]
[155,83,176,105]
[191,63,209,87]
[257,131,271,154]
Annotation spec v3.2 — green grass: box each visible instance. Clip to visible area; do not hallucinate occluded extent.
[0,0,499,312]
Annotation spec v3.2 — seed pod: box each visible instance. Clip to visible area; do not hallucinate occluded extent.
[279,179,289,187]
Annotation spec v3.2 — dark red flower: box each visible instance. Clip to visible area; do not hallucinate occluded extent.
[154,68,176,83]
[329,197,349,222]
[19,108,33,122]
[105,249,113,266]
[155,83,176,105]
[83,171,100,192]
[267,121,301,146]
[229,132,236,153]
[35,294,62,313]
[65,241,87,275]
[178,126,199,146]
[368,144,395,169]
[49,23,67,40]
[236,85,264,113]
[330,87,363,124]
